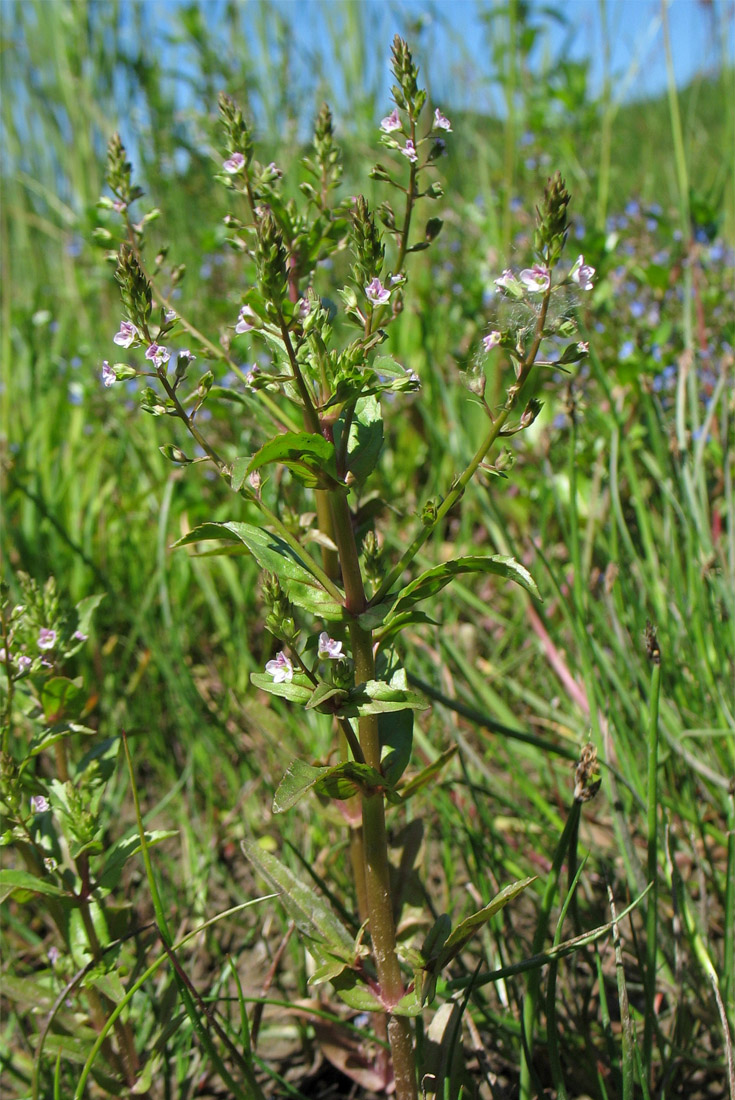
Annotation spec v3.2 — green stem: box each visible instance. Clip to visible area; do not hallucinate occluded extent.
[643,650,662,1080]
[327,490,417,1100]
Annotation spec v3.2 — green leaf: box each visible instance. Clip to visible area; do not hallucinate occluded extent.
[379,709,413,787]
[339,668,428,718]
[273,758,332,813]
[331,968,385,1012]
[247,432,345,491]
[41,677,83,723]
[436,877,536,970]
[0,869,67,904]
[305,681,349,711]
[314,762,387,801]
[230,456,250,492]
[242,839,354,957]
[174,522,346,620]
[250,672,313,705]
[342,395,383,485]
[389,555,540,616]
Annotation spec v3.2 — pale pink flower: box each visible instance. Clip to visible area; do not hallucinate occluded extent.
[235,306,256,333]
[223,152,245,174]
[145,343,170,368]
[365,278,390,306]
[519,265,551,293]
[483,331,501,352]
[401,139,418,163]
[380,108,401,133]
[113,321,139,348]
[433,109,452,131]
[494,269,520,293]
[101,361,117,387]
[38,628,57,651]
[265,652,293,683]
[570,255,595,291]
[318,633,343,660]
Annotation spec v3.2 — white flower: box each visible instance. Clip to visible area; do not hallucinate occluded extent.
[318,633,343,660]
[519,265,551,293]
[570,255,595,291]
[37,628,57,651]
[365,278,390,306]
[433,109,452,131]
[380,108,401,133]
[265,652,293,683]
[223,152,245,174]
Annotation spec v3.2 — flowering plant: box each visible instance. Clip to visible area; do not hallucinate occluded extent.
[97,36,597,1098]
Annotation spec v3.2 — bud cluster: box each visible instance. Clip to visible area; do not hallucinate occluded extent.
[114,245,152,332]
[351,196,385,289]
[105,132,144,208]
[390,35,426,119]
[218,92,254,168]
[263,574,298,645]
[534,172,571,267]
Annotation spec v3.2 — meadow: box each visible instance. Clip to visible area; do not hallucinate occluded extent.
[1,2,734,1098]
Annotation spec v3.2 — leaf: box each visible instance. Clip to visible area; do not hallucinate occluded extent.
[230,456,250,492]
[338,668,428,719]
[250,672,313,705]
[314,762,387,801]
[242,839,354,958]
[389,555,540,616]
[343,396,383,486]
[174,522,346,620]
[247,432,345,491]
[0,869,67,904]
[305,681,349,711]
[330,968,385,1012]
[41,677,83,723]
[273,759,332,813]
[436,877,535,969]
[379,709,413,787]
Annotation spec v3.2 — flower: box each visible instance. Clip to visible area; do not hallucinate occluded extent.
[235,306,256,333]
[164,308,177,322]
[265,652,293,683]
[223,152,245,174]
[101,361,117,387]
[494,269,520,292]
[519,265,551,293]
[318,633,343,660]
[433,108,452,131]
[380,108,401,133]
[17,654,32,672]
[482,331,501,352]
[401,139,418,163]
[37,628,57,651]
[113,321,139,348]
[31,795,50,813]
[570,255,595,290]
[145,343,170,368]
[577,341,589,354]
[73,630,88,641]
[365,278,390,306]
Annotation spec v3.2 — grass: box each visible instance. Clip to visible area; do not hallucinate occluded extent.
[1,1,734,1097]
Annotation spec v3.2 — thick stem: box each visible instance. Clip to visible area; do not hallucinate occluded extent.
[328,490,417,1099]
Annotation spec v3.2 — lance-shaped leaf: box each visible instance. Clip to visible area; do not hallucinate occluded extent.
[337,667,428,718]
[387,555,540,618]
[174,521,346,620]
[341,395,383,486]
[434,877,536,971]
[250,672,313,706]
[242,839,355,959]
[0,869,67,904]
[247,431,346,491]
[273,758,332,813]
[273,758,394,813]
